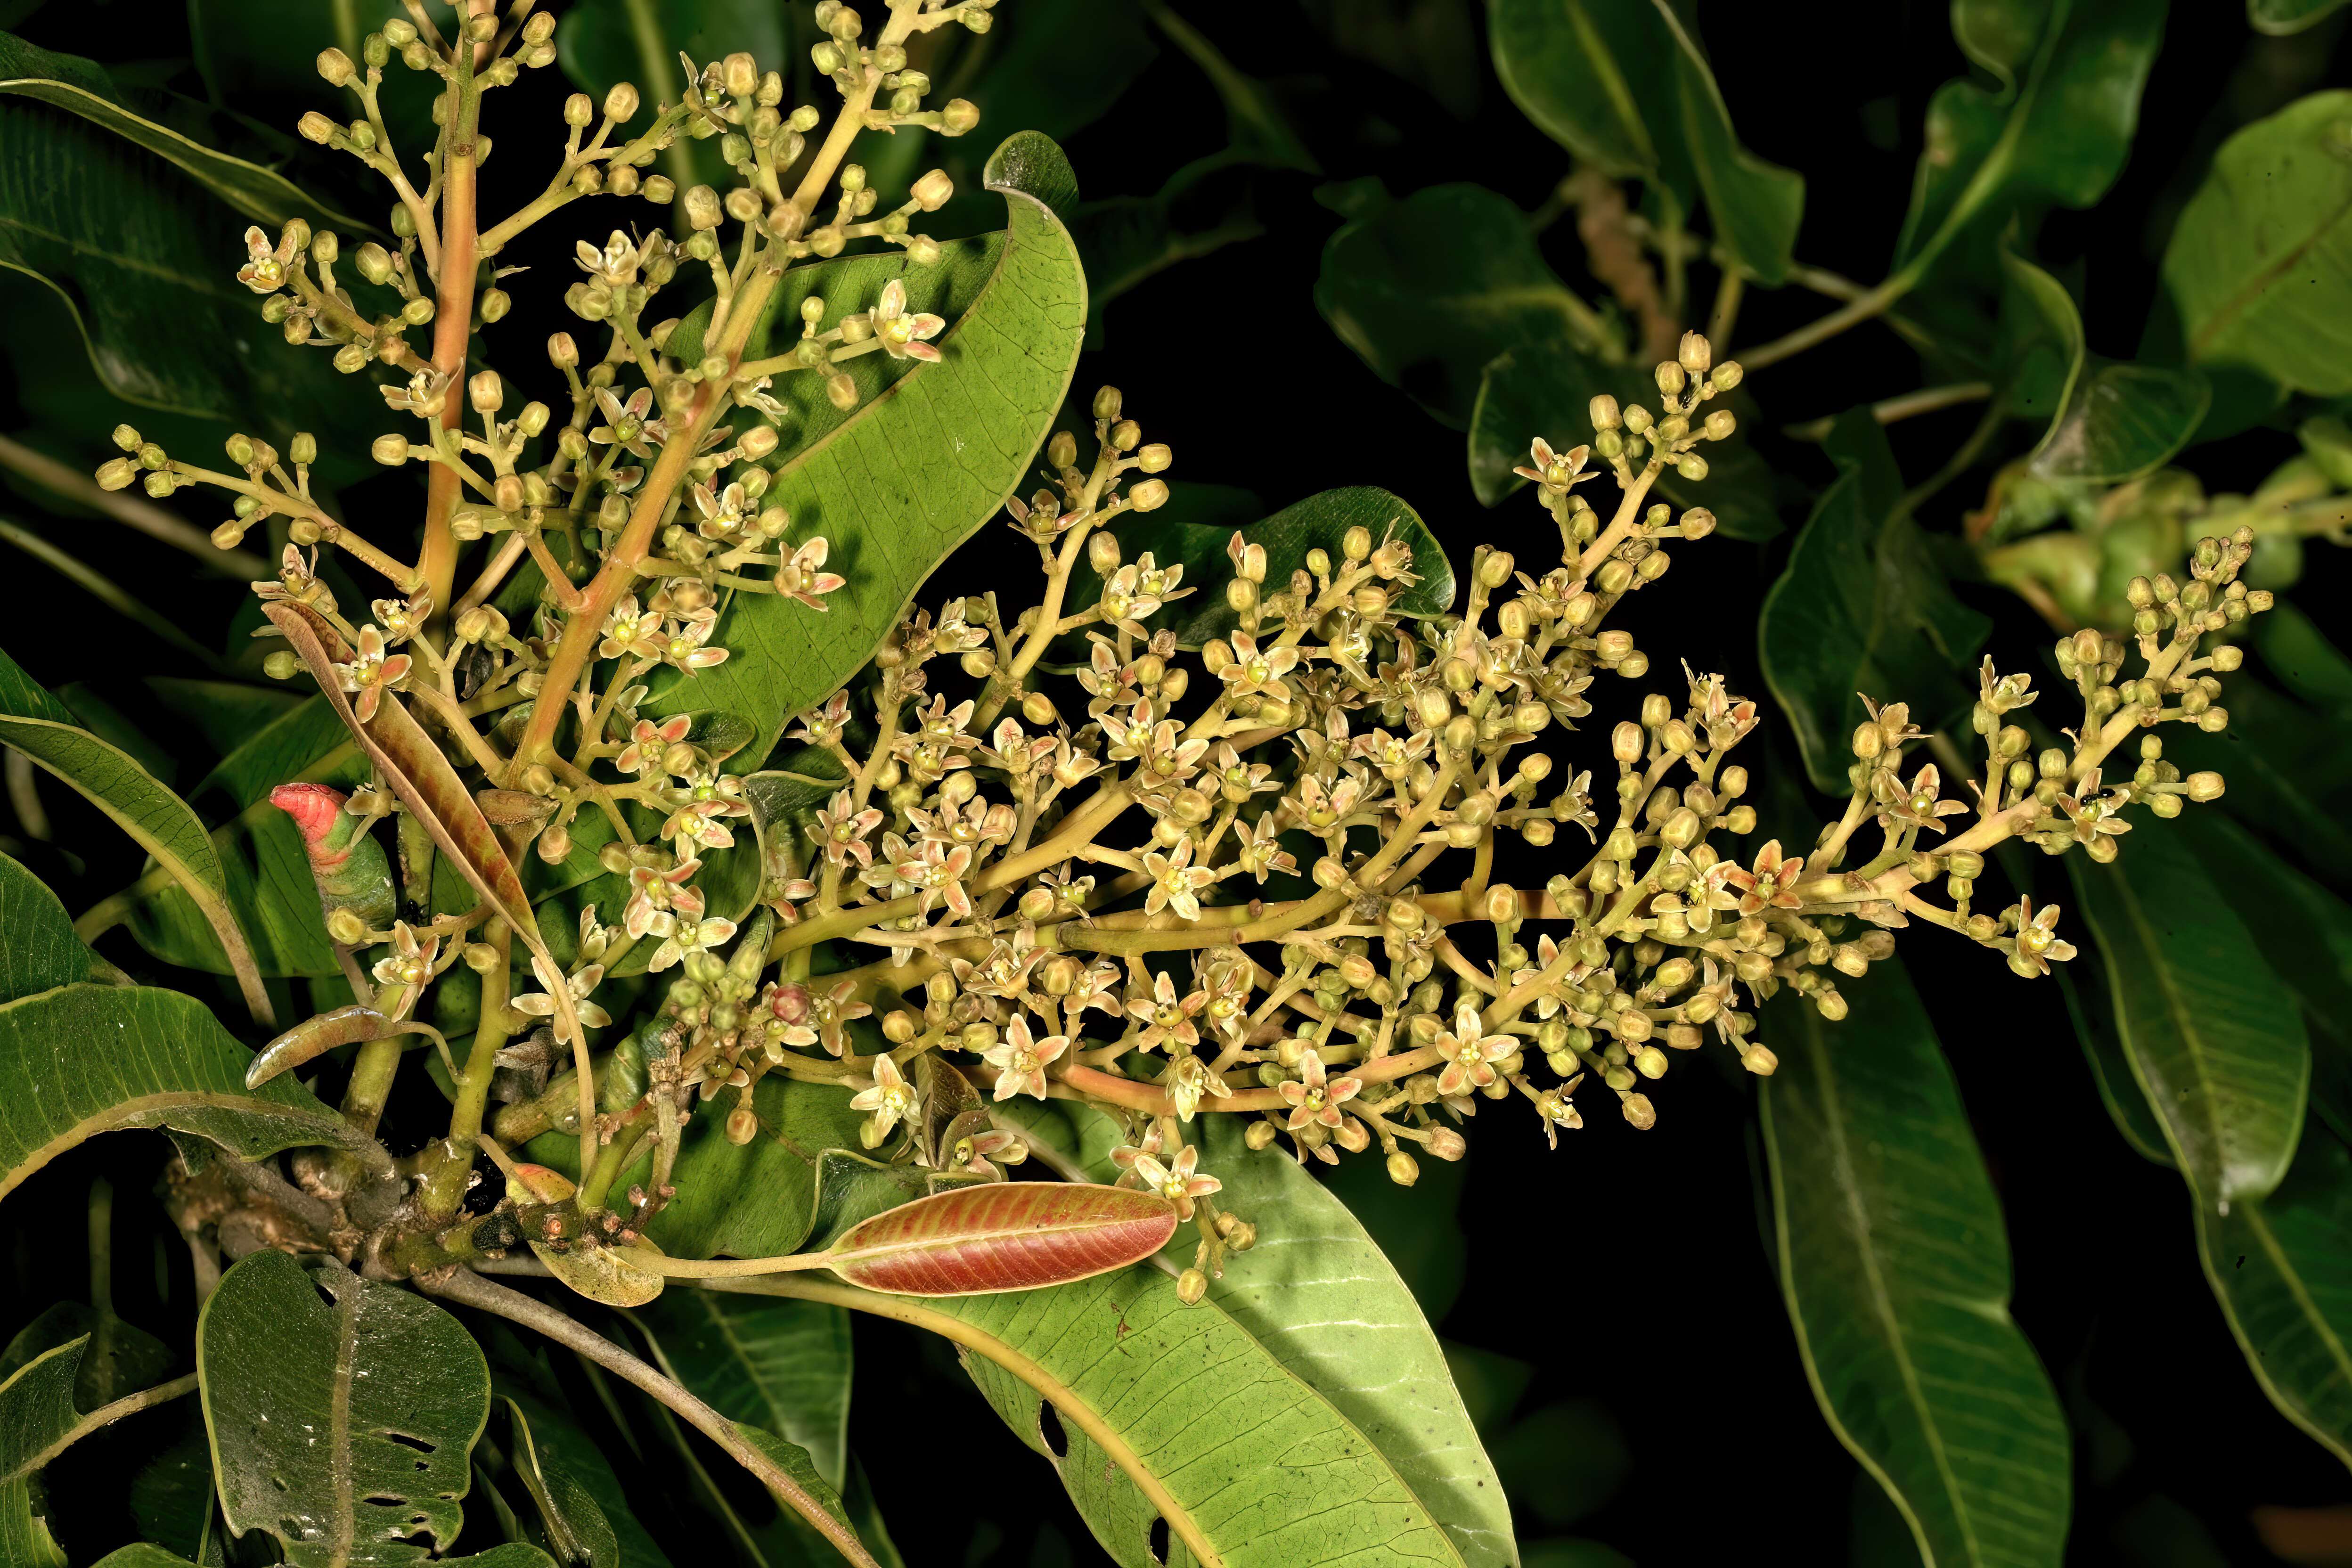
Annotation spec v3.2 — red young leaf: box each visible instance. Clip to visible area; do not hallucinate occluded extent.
[826,1182,1177,1297]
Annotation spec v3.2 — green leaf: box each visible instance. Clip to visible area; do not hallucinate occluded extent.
[0,52,382,424]
[0,1340,90,1485]
[1469,345,1784,539]
[1162,1118,1515,1568]
[500,1396,619,1568]
[1760,958,2072,1568]
[1092,486,1457,650]
[644,131,1086,758]
[0,645,266,1012]
[2060,962,2174,1167]
[0,982,379,1202]
[1998,251,2208,485]
[91,1548,199,1568]
[2070,825,2311,1210]
[2196,1118,2352,1464]
[124,697,361,980]
[523,1072,870,1260]
[0,33,365,229]
[498,1390,674,1568]
[0,852,96,1003]
[1897,0,2166,279]
[199,1251,490,1567]
[0,1474,65,1568]
[1486,0,1803,282]
[1315,182,1613,429]
[2160,90,2352,398]
[633,1293,853,1486]
[2250,0,2350,31]
[1756,411,1992,793]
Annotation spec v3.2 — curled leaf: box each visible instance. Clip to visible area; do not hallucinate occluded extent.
[824,1182,1176,1297]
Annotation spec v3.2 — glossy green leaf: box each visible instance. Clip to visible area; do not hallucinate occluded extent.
[199,1251,490,1566]
[1761,958,2071,1568]
[2250,0,2350,31]
[1756,411,1992,792]
[634,1292,853,1486]
[125,696,360,980]
[2196,1119,2352,1464]
[499,1389,674,1568]
[0,34,363,230]
[0,1340,90,1485]
[0,982,379,1202]
[1897,0,2166,278]
[90,1548,199,1568]
[2070,826,2310,1210]
[1164,1118,1516,1568]
[1315,182,1614,429]
[0,645,264,1005]
[2160,90,2352,398]
[0,852,96,1003]
[2060,962,2174,1167]
[1999,252,2209,485]
[643,131,1086,758]
[1094,486,1457,650]
[523,1072,871,1260]
[0,1485,65,1568]
[1469,345,1784,539]
[500,1397,618,1568]
[0,52,380,424]
[1487,0,1803,282]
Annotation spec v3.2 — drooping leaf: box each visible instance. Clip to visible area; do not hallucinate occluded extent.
[1315,182,1614,429]
[2159,90,2352,398]
[822,1182,1177,1296]
[1756,411,1992,792]
[498,1389,674,1568]
[1896,0,2167,280]
[0,982,379,1202]
[1486,0,1804,282]
[199,1251,490,1567]
[0,852,96,1003]
[0,33,364,230]
[1760,958,2071,1568]
[2195,1117,2352,1465]
[2070,826,2310,1211]
[500,1396,619,1568]
[1086,486,1458,651]
[633,1292,854,1486]
[1999,251,2209,485]
[263,603,543,954]
[0,644,267,1015]
[644,131,1087,759]
[2060,962,2175,1167]
[1469,345,1784,539]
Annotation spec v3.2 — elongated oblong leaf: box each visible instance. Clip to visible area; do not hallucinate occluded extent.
[0,852,95,1004]
[1487,0,1803,282]
[200,1251,490,1566]
[645,131,1086,757]
[1761,958,2071,1568]
[0,644,264,1009]
[634,1292,853,1486]
[2070,826,2310,1211]
[825,1182,1176,1296]
[500,1397,619,1568]
[2160,90,2352,398]
[0,983,377,1202]
[1756,412,1991,792]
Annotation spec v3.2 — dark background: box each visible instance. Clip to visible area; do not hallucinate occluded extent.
[4,0,2351,1563]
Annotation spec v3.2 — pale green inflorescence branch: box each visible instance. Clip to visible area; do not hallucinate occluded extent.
[86,0,2265,1307]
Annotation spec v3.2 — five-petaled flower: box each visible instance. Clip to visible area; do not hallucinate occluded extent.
[1133,971,1204,1054]
[237,225,297,294]
[514,957,613,1030]
[848,1053,918,1146]
[870,279,946,361]
[1141,837,1215,921]
[1718,840,1805,915]
[1433,1003,1513,1097]
[2007,898,2078,979]
[1278,1048,1363,1131]
[590,386,666,459]
[813,789,884,867]
[657,615,731,676]
[1512,437,1596,498]
[647,914,737,974]
[982,1016,1068,1101]
[777,537,845,611]
[1880,764,1969,835]
[2058,771,2133,849]
[370,920,438,993]
[333,625,411,724]
[1129,1146,1223,1220]
[1220,632,1301,699]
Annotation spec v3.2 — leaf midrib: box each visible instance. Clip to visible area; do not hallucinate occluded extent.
[2101,861,2250,1204]
[2187,180,2352,362]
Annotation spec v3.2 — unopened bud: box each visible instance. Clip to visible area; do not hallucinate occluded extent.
[1176,1267,1209,1306]
[1425,1127,1466,1161]
[1386,1151,1420,1186]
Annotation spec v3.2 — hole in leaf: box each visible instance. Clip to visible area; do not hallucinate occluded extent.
[381,1431,435,1454]
[362,1494,403,1506]
[1147,1516,1170,1565]
[1037,1401,1068,1460]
